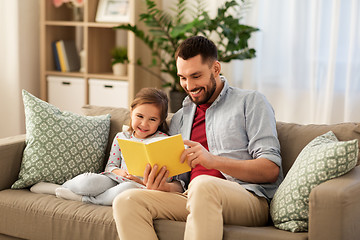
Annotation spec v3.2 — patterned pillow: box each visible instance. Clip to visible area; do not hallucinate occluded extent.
[270,131,358,232]
[11,90,111,189]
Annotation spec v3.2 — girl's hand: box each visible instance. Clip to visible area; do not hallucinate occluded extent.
[111,168,129,177]
[112,169,145,186]
[125,174,145,186]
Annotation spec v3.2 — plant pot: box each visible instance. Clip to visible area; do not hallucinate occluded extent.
[112,63,127,76]
[169,90,187,113]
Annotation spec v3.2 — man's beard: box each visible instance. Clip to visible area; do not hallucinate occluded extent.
[187,73,217,105]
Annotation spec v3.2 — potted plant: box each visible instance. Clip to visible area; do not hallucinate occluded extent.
[115,0,258,111]
[111,46,129,76]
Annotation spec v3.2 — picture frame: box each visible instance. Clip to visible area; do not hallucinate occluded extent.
[96,0,130,23]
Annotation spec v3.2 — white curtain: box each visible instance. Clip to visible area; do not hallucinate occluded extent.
[224,0,360,124]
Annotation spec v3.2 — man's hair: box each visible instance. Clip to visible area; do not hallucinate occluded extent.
[175,36,218,65]
[128,88,169,134]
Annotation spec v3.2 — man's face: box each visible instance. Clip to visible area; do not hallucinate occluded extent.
[177,55,218,105]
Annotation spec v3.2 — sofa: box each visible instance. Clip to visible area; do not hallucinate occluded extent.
[1,105,360,240]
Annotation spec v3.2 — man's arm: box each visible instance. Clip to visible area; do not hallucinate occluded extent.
[182,140,280,184]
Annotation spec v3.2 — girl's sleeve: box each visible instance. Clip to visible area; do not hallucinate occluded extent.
[104,133,123,172]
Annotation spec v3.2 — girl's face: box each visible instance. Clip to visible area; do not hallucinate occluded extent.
[131,103,161,139]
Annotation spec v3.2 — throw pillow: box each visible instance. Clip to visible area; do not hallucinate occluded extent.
[12,90,111,189]
[270,131,358,232]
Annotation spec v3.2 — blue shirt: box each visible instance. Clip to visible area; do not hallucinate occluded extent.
[169,77,283,200]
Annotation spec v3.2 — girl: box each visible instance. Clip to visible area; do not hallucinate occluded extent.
[31,88,169,205]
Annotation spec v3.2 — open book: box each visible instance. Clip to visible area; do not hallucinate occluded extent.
[117,134,191,177]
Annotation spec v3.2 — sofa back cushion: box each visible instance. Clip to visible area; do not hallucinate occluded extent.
[81,106,360,176]
[82,105,131,162]
[276,122,360,176]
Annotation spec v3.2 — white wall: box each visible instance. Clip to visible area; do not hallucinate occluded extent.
[0,0,40,138]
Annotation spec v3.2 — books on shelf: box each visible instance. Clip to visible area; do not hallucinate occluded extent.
[52,40,80,72]
[117,134,191,178]
[52,41,61,71]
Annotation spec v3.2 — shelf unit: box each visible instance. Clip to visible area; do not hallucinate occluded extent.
[40,0,161,110]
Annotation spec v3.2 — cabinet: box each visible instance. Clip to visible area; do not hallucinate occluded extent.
[40,0,161,112]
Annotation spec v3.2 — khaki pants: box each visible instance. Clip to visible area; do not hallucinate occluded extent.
[113,175,269,240]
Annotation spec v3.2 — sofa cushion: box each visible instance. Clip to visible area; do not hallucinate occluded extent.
[0,190,308,240]
[154,220,308,240]
[12,91,110,189]
[0,189,118,240]
[270,131,358,232]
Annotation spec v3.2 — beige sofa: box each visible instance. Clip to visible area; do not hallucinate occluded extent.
[1,105,360,240]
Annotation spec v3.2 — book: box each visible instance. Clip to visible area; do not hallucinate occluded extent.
[52,41,61,71]
[117,134,191,178]
[55,40,67,72]
[61,40,80,72]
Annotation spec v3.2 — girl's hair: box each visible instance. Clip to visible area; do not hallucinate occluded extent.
[128,88,169,135]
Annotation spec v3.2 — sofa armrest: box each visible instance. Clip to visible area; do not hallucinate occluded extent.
[0,134,26,190]
[308,165,360,240]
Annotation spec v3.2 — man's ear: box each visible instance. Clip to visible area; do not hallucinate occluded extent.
[213,61,221,76]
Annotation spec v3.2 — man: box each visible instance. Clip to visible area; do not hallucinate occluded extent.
[113,36,282,240]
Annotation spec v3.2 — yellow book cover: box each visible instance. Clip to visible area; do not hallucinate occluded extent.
[117,134,191,177]
[56,40,67,72]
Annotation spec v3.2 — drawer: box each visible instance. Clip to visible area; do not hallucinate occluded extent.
[89,79,129,108]
[47,76,86,114]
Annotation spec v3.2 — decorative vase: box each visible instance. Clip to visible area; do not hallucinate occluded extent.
[112,63,127,76]
[79,50,85,73]
[169,90,187,113]
[72,7,83,21]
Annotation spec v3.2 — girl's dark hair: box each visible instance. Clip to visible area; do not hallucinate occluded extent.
[128,88,169,135]
[175,36,218,66]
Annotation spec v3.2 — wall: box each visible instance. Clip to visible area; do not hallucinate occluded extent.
[0,0,40,138]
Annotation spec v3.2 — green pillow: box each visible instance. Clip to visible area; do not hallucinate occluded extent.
[12,90,111,189]
[270,131,358,232]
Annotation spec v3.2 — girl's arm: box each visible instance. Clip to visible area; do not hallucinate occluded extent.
[105,133,125,173]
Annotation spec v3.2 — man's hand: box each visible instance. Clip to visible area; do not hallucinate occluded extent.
[181,140,217,169]
[143,164,170,191]
[143,164,183,193]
